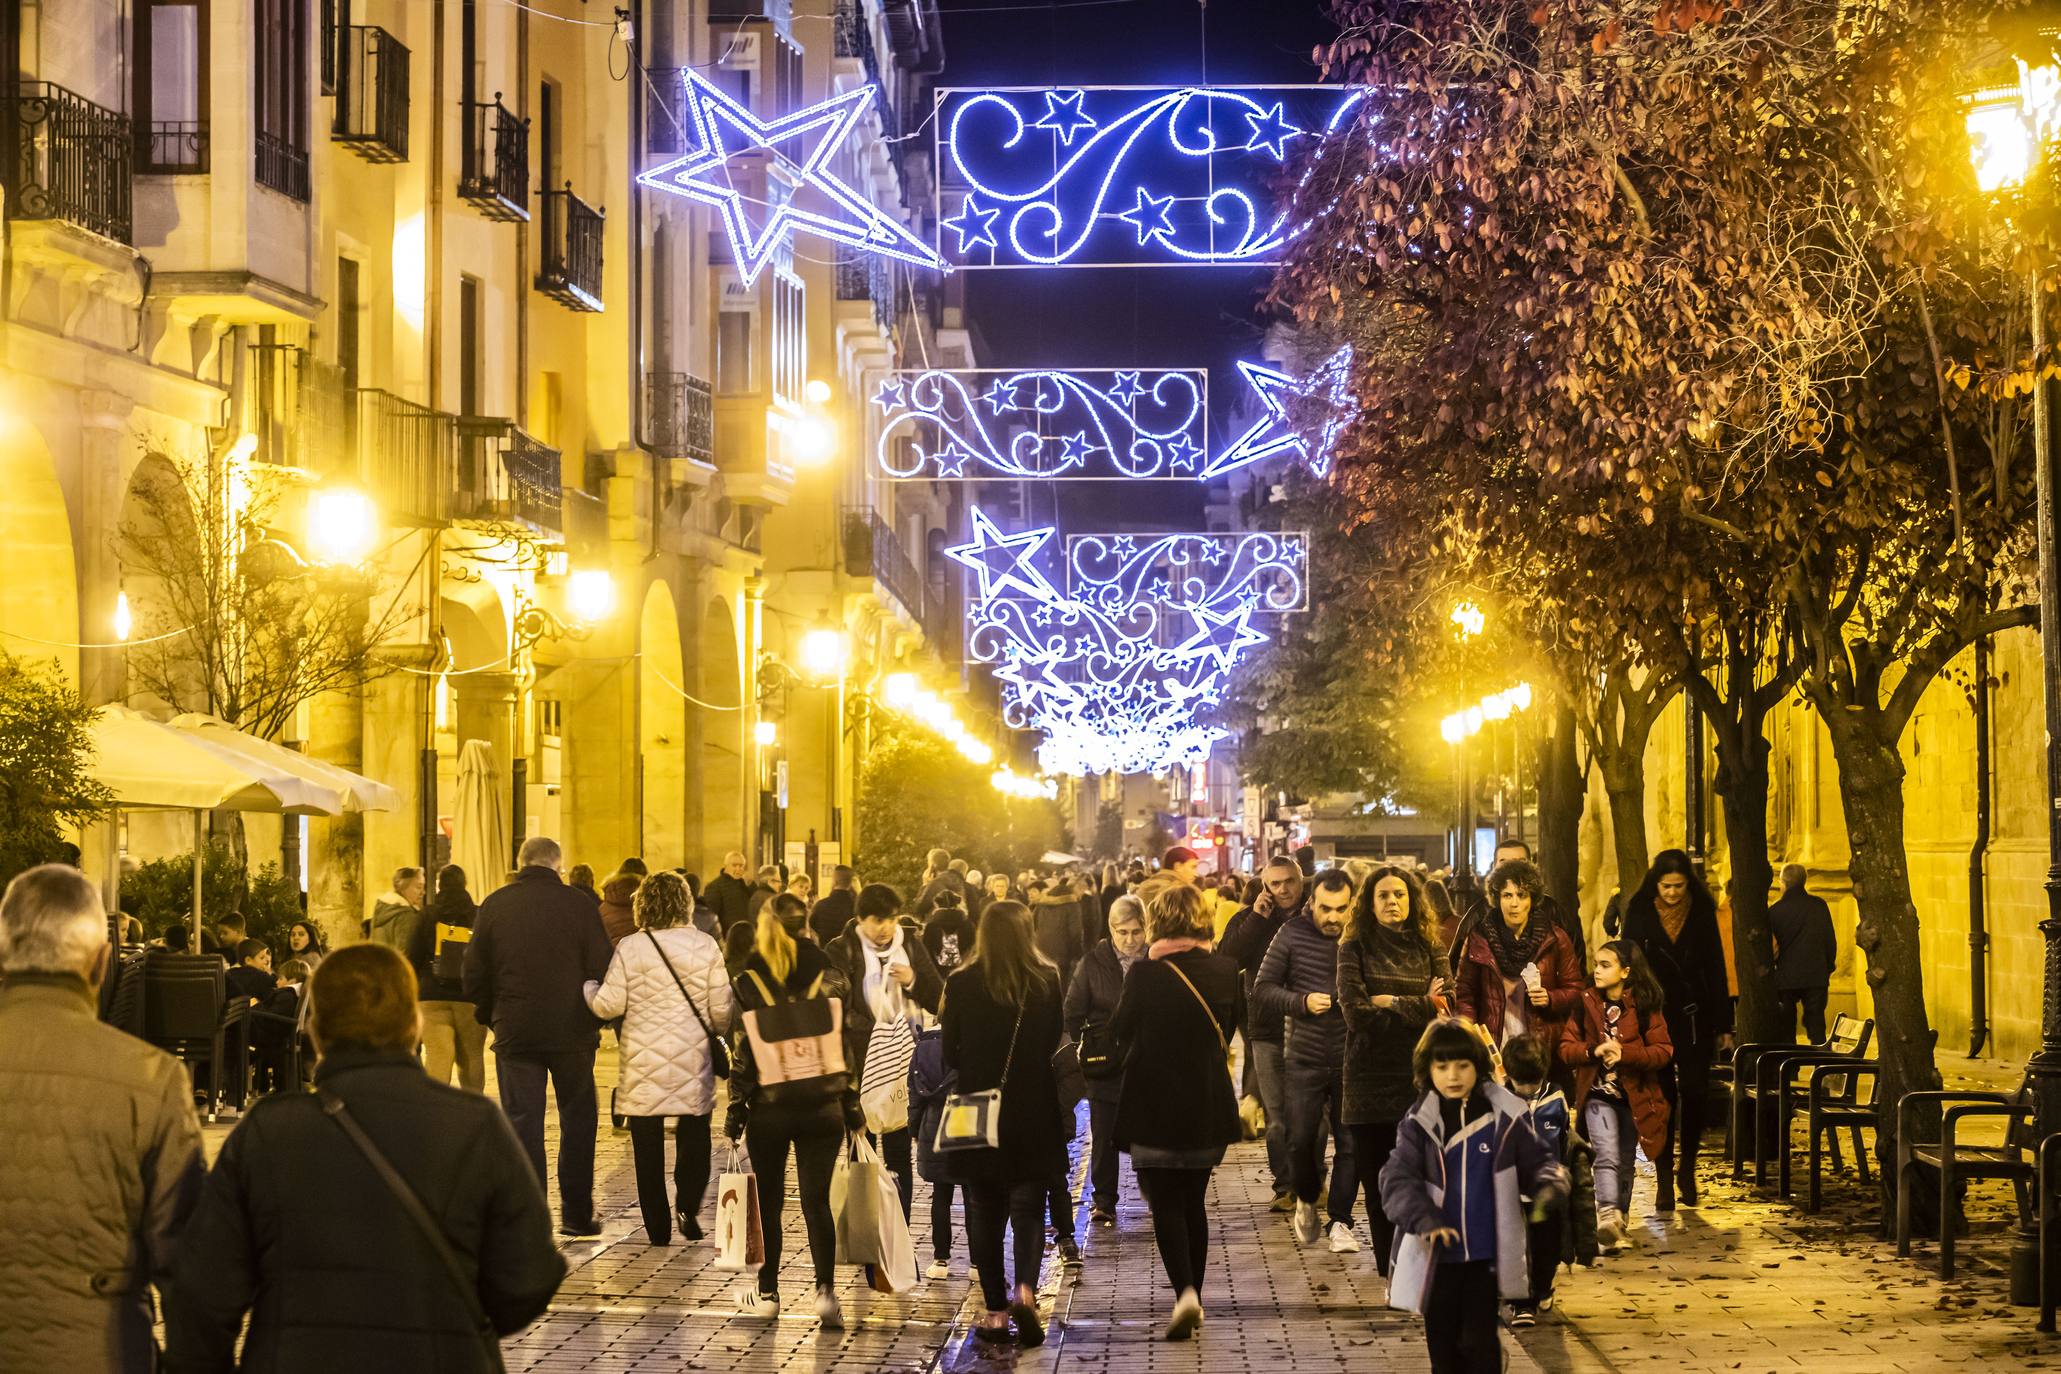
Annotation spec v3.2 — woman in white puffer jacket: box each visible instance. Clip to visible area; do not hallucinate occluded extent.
[586,871,734,1245]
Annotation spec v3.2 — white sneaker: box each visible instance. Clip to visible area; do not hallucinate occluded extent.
[1327,1221,1361,1254]
[1596,1207,1624,1252]
[815,1285,844,1330]
[737,1289,780,1319]
[1293,1201,1321,1245]
[925,1259,951,1280]
[1166,1287,1203,1341]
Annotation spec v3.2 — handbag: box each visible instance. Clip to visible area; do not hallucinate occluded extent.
[934,997,1025,1153]
[1076,1021,1122,1080]
[831,1133,917,1292]
[320,1091,505,1372]
[647,931,730,1079]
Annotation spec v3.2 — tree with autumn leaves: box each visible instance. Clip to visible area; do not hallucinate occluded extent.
[1264,0,2044,1215]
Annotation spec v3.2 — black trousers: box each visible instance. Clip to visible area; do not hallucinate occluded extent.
[964,1177,1046,1311]
[1662,1026,1715,1174]
[1048,1161,1076,1241]
[1780,986,1830,1044]
[1423,1258,1501,1373]
[745,1115,842,1298]
[871,1126,915,1222]
[1088,1097,1122,1211]
[1137,1166,1214,1296]
[1287,1061,1356,1225]
[496,1048,598,1224]
[626,1113,710,1245]
[929,1178,958,1262]
[1522,1210,1561,1303]
[1347,1121,1400,1267]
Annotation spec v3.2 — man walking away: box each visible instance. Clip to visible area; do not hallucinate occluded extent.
[1769,864,1837,1044]
[1255,868,1361,1253]
[811,864,858,945]
[1220,857,1306,1210]
[368,866,426,955]
[0,864,205,1373]
[746,865,785,922]
[703,851,754,933]
[464,836,615,1236]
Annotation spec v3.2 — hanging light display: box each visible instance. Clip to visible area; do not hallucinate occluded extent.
[871,367,1209,480]
[1203,345,1358,480]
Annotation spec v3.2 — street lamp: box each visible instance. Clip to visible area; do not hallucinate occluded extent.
[799,623,850,680]
[308,489,379,566]
[1450,601,1486,639]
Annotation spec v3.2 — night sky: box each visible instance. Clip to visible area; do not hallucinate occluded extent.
[931,0,1340,530]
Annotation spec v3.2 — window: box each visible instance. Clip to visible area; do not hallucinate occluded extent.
[459,276,483,416]
[716,272,755,394]
[134,0,209,172]
[336,255,361,390]
[255,0,310,199]
[771,272,805,404]
[539,79,558,192]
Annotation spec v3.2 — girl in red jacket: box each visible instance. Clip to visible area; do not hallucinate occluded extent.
[1558,940,1673,1252]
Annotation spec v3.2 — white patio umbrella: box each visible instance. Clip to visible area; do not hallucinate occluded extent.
[167,714,401,813]
[450,739,509,901]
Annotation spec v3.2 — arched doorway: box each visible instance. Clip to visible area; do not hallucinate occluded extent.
[0,424,79,682]
[696,593,744,873]
[640,579,687,867]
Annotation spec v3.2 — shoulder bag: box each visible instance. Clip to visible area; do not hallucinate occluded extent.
[646,931,730,1079]
[935,994,1025,1153]
[320,1091,505,1373]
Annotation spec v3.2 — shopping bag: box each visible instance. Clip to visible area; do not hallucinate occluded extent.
[1387,1224,1437,1314]
[714,1144,763,1269]
[831,1135,917,1292]
[860,1015,917,1133]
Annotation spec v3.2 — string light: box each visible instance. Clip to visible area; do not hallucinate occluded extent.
[872,367,1208,480]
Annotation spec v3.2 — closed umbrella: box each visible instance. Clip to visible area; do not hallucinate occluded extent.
[451,739,509,901]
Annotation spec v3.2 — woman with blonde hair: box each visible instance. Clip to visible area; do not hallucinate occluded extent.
[1109,881,1243,1340]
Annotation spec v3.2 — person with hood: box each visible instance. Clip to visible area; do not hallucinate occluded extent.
[825,882,944,1221]
[921,887,977,977]
[1066,894,1147,1228]
[367,866,425,956]
[1453,859,1584,1061]
[410,864,487,1092]
[1031,874,1085,989]
[598,869,642,946]
[1335,865,1446,1274]
[1620,849,1732,1210]
[726,893,864,1327]
[1559,939,1673,1253]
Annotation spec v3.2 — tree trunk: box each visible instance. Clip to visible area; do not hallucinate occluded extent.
[1819,706,1944,1231]
[1716,744,1781,1045]
[1537,698,1583,915]
[1599,754,1652,910]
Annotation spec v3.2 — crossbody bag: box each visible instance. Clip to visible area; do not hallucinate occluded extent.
[319,1091,505,1372]
[935,997,1025,1152]
[1166,961,1228,1058]
[646,931,730,1079]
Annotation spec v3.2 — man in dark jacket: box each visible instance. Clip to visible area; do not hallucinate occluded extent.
[1033,879,1086,989]
[462,836,614,1235]
[1219,856,1305,1207]
[703,850,754,932]
[1255,868,1360,1251]
[1064,894,1146,1225]
[165,943,564,1371]
[1448,837,1586,973]
[810,864,858,945]
[914,849,965,916]
[1770,863,1837,1043]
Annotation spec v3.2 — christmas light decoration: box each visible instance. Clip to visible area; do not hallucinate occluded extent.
[936,86,1364,268]
[871,367,1208,480]
[1203,344,1358,480]
[1064,531,1308,613]
[639,68,943,286]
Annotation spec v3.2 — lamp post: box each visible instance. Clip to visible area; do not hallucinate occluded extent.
[510,566,615,868]
[1964,40,2061,1312]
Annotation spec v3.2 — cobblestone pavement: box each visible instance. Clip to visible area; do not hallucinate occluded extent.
[196,1049,2061,1371]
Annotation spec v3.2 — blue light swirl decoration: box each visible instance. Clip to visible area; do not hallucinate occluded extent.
[937,86,1365,268]
[638,68,944,286]
[1065,531,1309,614]
[872,367,1208,480]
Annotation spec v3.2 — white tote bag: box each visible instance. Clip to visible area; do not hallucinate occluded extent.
[1387,1179,1444,1315]
[829,1134,918,1293]
[713,1144,763,1270]
[860,1014,917,1133]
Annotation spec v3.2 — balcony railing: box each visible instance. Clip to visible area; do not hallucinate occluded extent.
[140,120,209,174]
[5,82,132,244]
[256,130,310,201]
[333,26,409,163]
[536,185,603,311]
[459,96,529,222]
[645,371,715,465]
[644,68,691,156]
[248,344,352,477]
[836,252,893,332]
[357,389,457,526]
[455,418,562,532]
[842,507,925,625]
[832,0,901,166]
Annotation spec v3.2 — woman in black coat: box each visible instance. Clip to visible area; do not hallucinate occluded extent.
[163,944,564,1372]
[1335,865,1445,1274]
[1621,849,1734,1211]
[1110,883,1242,1342]
[941,900,1065,1348]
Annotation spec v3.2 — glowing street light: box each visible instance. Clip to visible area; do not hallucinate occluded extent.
[799,624,850,679]
[755,719,779,748]
[1449,601,1486,639]
[309,489,379,566]
[112,590,132,643]
[568,569,617,625]
[882,672,917,707]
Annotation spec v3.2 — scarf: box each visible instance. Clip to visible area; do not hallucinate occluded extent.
[860,925,910,1022]
[1654,893,1691,943]
[1481,911,1550,979]
[1116,947,1143,977]
[1149,936,1213,960]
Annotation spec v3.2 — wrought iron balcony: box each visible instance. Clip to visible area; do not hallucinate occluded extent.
[644,69,691,156]
[835,252,893,331]
[842,507,925,626]
[332,26,409,163]
[248,344,353,477]
[536,185,603,311]
[455,417,562,532]
[4,82,132,244]
[140,121,208,175]
[645,371,715,465]
[357,388,457,526]
[459,96,529,222]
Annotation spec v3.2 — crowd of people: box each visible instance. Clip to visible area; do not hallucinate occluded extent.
[0,830,1844,1374]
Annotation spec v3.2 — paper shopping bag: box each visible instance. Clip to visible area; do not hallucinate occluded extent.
[1387,1231,1433,1314]
[714,1145,763,1269]
[831,1135,917,1292]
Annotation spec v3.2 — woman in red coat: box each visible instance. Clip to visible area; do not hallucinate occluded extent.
[1453,859,1584,1058]
[1559,940,1674,1249]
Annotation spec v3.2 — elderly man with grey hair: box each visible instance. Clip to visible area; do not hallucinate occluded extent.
[1064,892,1150,1227]
[464,835,614,1236]
[0,863,204,1372]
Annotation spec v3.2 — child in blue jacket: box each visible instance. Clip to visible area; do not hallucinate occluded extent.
[1380,1019,1566,1373]
[1500,1035,1574,1325]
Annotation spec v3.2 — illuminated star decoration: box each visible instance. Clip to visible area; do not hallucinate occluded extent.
[1117,188,1177,245]
[873,377,906,410]
[1243,102,1304,160]
[1203,344,1359,480]
[945,507,1063,603]
[1109,371,1145,406]
[942,196,1001,253]
[1034,89,1098,146]
[1175,601,1270,674]
[638,68,943,286]
[870,368,1208,480]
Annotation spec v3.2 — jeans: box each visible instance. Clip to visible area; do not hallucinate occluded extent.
[1423,1258,1501,1373]
[929,1179,958,1263]
[1585,1095,1636,1214]
[1137,1166,1214,1296]
[1251,1039,1292,1195]
[1088,1097,1122,1212]
[745,1115,842,1298]
[1348,1121,1400,1266]
[1287,1061,1355,1226]
[871,1126,914,1222]
[1780,986,1830,1044]
[627,1113,711,1245]
[964,1178,1046,1311]
[496,1048,598,1224]
[420,1000,487,1092]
